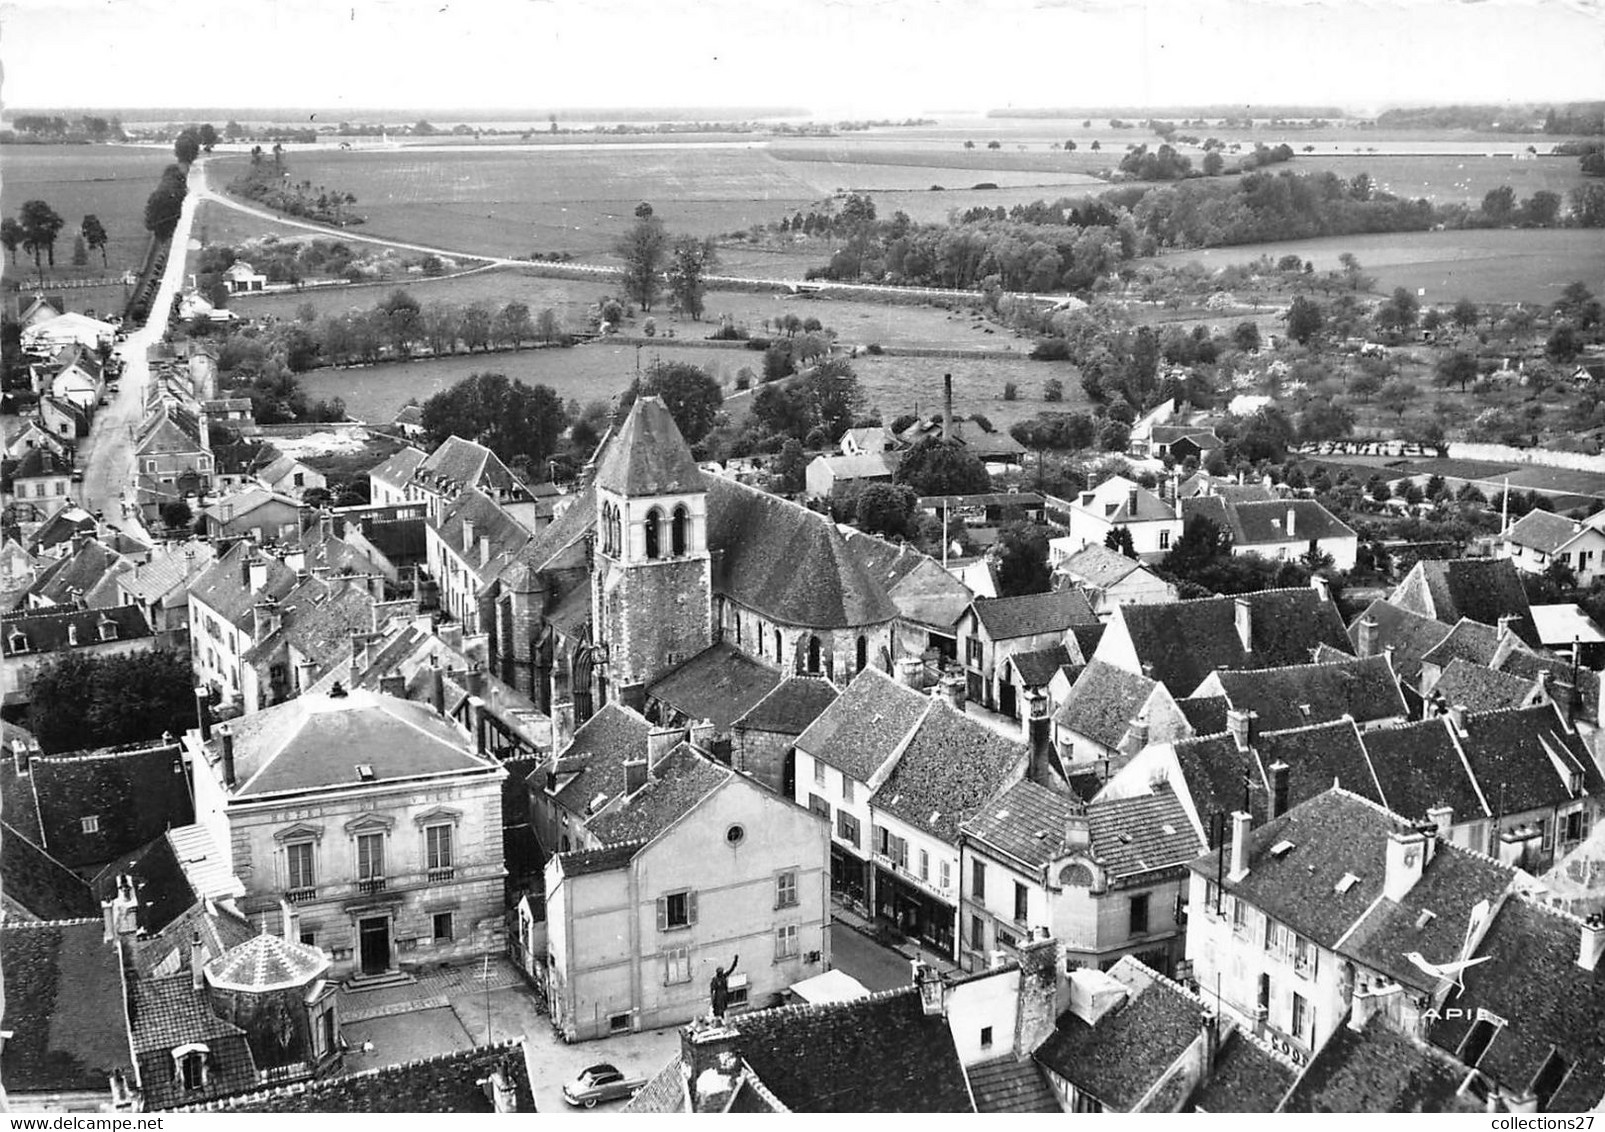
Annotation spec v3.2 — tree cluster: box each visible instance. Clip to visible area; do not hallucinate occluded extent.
[144,163,188,240]
[420,371,569,476]
[228,152,361,227]
[28,649,198,755]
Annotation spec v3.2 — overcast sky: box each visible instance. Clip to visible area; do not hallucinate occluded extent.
[4,0,1603,116]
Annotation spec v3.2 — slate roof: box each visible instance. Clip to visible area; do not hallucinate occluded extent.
[367,445,426,490]
[117,542,215,606]
[964,1056,1061,1113]
[1178,695,1229,737]
[3,604,151,658]
[1420,617,1504,671]
[1190,1030,1297,1113]
[0,920,134,1094]
[24,538,128,606]
[1057,542,1144,587]
[199,486,302,525]
[1008,644,1073,688]
[647,642,783,730]
[1505,508,1592,554]
[1206,655,1407,732]
[1283,1014,1480,1113]
[810,452,895,483]
[1188,788,1407,950]
[1348,599,1452,686]
[1261,719,1385,816]
[1,819,96,920]
[1451,703,1602,815]
[1225,499,1355,546]
[91,833,197,936]
[730,986,975,1112]
[215,687,492,797]
[1171,733,1260,840]
[1111,588,1350,696]
[586,744,730,846]
[1034,957,1205,1111]
[1426,898,1605,1111]
[1055,660,1158,751]
[26,507,97,556]
[416,435,525,499]
[1392,558,1538,646]
[26,743,194,869]
[972,589,1097,640]
[5,445,73,482]
[215,1041,537,1113]
[538,700,653,810]
[706,476,900,628]
[432,486,532,581]
[735,675,839,736]
[838,528,973,632]
[1360,718,1488,824]
[1498,648,1601,724]
[126,975,259,1109]
[1076,476,1177,524]
[794,667,929,784]
[1428,657,1539,713]
[187,542,299,627]
[872,701,1027,844]
[1340,843,1517,994]
[1068,621,1106,659]
[596,395,704,496]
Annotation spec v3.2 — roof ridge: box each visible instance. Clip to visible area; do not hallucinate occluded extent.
[1517,890,1596,929]
[1434,835,1520,875]
[1225,1022,1303,1071]
[1324,783,1415,827]
[559,837,649,857]
[0,916,104,930]
[30,742,180,764]
[738,981,920,1025]
[1217,653,1376,679]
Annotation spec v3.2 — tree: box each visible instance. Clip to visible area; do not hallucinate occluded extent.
[1349,369,1383,401]
[1233,321,1261,353]
[1285,295,1324,345]
[0,217,20,264]
[773,438,807,493]
[1547,325,1582,364]
[1203,150,1225,176]
[619,361,724,444]
[28,649,198,755]
[460,303,493,351]
[536,307,561,343]
[1090,139,1101,152]
[197,123,218,152]
[419,371,569,472]
[160,500,193,529]
[1104,526,1137,558]
[854,483,918,540]
[617,212,668,310]
[174,130,200,164]
[964,140,975,150]
[80,214,108,266]
[1523,190,1562,227]
[1481,185,1516,224]
[70,235,88,266]
[495,301,535,349]
[987,140,1002,151]
[1435,350,1479,393]
[143,166,187,240]
[19,199,65,273]
[1043,378,1064,402]
[995,524,1052,596]
[666,235,717,320]
[1377,379,1418,421]
[896,437,990,496]
[1376,287,1419,333]
[1450,297,1479,331]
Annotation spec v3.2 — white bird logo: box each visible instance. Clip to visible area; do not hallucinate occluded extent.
[1404,951,1491,990]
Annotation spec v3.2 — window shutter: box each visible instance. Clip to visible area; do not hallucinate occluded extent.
[656,896,668,932]
[688,891,699,925]
[662,955,671,987]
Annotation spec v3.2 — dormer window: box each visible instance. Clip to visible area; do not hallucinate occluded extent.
[172,1044,211,1091]
[67,624,80,646]
[99,618,118,642]
[7,632,26,653]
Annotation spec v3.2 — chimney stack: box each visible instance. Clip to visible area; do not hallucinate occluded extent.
[1286,506,1297,539]
[1127,486,1139,517]
[480,535,492,569]
[942,373,953,442]
[1228,810,1252,881]
[1026,691,1055,785]
[1227,708,1257,753]
[624,756,648,796]
[218,725,236,789]
[1383,829,1428,901]
[648,725,682,770]
[190,930,206,990]
[1447,703,1468,735]
[430,661,446,716]
[1268,760,1290,818]
[1357,617,1379,658]
[1063,800,1091,853]
[688,718,716,754]
[914,961,945,1016]
[1579,914,1605,972]
[195,686,213,742]
[681,1020,744,1114]
[462,517,476,555]
[248,558,268,594]
[1012,931,1062,1057]
[1310,574,1330,603]
[1427,804,1454,837]
[379,672,406,699]
[1234,596,1252,652]
[1497,614,1518,641]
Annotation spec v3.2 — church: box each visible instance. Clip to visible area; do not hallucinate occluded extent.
[487,395,943,730]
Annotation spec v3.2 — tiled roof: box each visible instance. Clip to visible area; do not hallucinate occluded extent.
[872,702,1027,844]
[965,1056,1060,1113]
[586,744,730,845]
[2,604,151,657]
[1008,644,1073,688]
[1392,558,1538,646]
[1112,588,1350,696]
[126,898,256,980]
[1191,788,1406,950]
[537,700,653,809]
[1498,648,1601,724]
[1,819,96,920]
[1171,733,1259,840]
[0,920,134,1094]
[595,396,704,496]
[26,743,193,869]
[1505,509,1591,554]
[811,452,895,482]
[1087,789,1205,880]
[1068,622,1106,659]
[706,476,900,628]
[198,486,301,524]
[216,687,492,797]
[1076,476,1177,524]
[622,1055,687,1113]
[26,507,97,556]
[187,542,300,627]
[1207,655,1407,731]
[5,445,73,481]
[1452,703,1602,815]
[1190,1030,1297,1113]
[1428,657,1539,713]
[1419,617,1503,670]
[1178,695,1229,737]
[431,487,533,581]
[1260,719,1385,816]
[1348,599,1452,685]
[117,541,215,605]
[1225,499,1355,546]
[1057,542,1144,587]
[735,675,839,735]
[1340,843,1517,993]
[1426,898,1605,1111]
[1360,718,1488,824]
[1055,660,1158,751]
[127,976,260,1110]
[24,539,129,606]
[416,435,524,498]
[367,446,426,490]
[91,833,197,936]
[1034,957,1205,1111]
[794,667,929,784]
[1283,1014,1480,1113]
[838,528,973,632]
[972,589,1096,640]
[555,841,645,877]
[215,1041,537,1113]
[962,778,1083,870]
[647,643,783,730]
[731,986,974,1112]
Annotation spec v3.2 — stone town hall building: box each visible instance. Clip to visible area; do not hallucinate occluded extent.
[491,396,907,723]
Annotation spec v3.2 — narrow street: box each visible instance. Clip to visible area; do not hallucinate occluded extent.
[76,158,204,542]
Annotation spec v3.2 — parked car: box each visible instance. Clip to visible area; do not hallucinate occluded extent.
[561,1063,647,1108]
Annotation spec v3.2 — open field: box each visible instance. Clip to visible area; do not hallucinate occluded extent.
[229,264,1016,351]
[1149,228,1605,305]
[0,144,171,280]
[1279,153,1589,207]
[851,354,1086,433]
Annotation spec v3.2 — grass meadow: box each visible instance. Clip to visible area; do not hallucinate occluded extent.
[1,144,172,281]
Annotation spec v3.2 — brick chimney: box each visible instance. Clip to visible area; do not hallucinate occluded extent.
[1026,691,1055,786]
[1012,930,1062,1058]
[1347,976,1404,1033]
[1267,760,1290,818]
[462,517,476,554]
[195,686,213,742]
[1063,800,1091,854]
[430,661,446,716]
[942,373,953,442]
[914,961,945,1016]
[218,725,236,789]
[1357,617,1379,658]
[1228,810,1252,881]
[1580,914,1605,971]
[1234,597,1252,652]
[1127,486,1139,517]
[102,875,140,941]
[190,930,206,990]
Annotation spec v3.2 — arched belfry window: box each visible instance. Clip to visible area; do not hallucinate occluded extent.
[807,636,822,674]
[671,504,690,556]
[644,507,663,560]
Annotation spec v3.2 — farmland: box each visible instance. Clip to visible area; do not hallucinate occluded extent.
[1147,228,1605,305]
[0,144,171,279]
